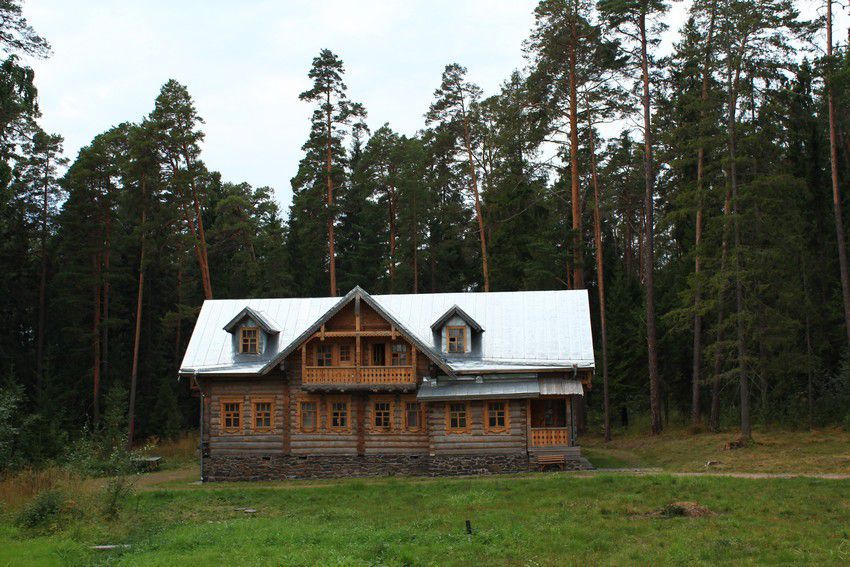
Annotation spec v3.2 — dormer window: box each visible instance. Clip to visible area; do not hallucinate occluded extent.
[446,326,466,353]
[431,304,482,355]
[240,327,259,354]
[223,306,279,356]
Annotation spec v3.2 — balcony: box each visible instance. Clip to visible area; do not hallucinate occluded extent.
[303,365,415,386]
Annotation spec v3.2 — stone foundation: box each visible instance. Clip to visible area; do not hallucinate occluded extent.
[203,451,592,481]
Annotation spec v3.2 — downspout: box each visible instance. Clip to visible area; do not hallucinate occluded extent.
[570,364,578,446]
[196,370,205,482]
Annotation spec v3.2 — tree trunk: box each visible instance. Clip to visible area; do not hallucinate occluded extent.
[588,114,611,441]
[102,209,111,387]
[412,188,419,294]
[326,90,337,297]
[826,0,850,351]
[35,154,50,396]
[710,185,732,432]
[175,259,183,368]
[691,0,718,429]
[461,113,491,292]
[388,174,397,292]
[128,207,146,449]
[728,49,751,440]
[91,247,102,426]
[568,17,583,290]
[639,12,662,435]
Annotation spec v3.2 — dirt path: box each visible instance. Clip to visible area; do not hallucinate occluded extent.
[581,468,850,480]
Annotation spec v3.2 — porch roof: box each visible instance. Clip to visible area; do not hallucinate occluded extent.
[417,377,584,401]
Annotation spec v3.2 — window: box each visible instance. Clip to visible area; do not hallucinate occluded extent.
[373,400,392,430]
[485,401,509,433]
[446,402,469,432]
[221,400,242,433]
[391,343,409,366]
[316,344,332,367]
[372,343,386,366]
[299,400,317,432]
[252,399,273,432]
[240,327,259,354]
[446,326,466,353]
[329,399,349,431]
[339,344,352,364]
[405,401,422,431]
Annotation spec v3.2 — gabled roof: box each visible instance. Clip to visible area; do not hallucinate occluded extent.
[179,287,595,376]
[257,286,454,377]
[222,306,280,334]
[430,304,484,333]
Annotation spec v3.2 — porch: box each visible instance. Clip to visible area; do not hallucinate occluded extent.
[528,397,577,449]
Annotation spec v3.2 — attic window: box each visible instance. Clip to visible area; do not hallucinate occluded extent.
[240,327,259,354]
[446,326,466,353]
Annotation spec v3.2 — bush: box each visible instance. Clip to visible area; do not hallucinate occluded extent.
[16,489,65,529]
[101,476,135,519]
[64,426,133,477]
[842,413,850,433]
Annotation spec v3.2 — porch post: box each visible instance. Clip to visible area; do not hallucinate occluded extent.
[569,396,577,446]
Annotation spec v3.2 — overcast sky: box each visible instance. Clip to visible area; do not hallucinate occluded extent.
[22,0,846,209]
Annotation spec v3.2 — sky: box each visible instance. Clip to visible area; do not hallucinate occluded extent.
[21,0,848,210]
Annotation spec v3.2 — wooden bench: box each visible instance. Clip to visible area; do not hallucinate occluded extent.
[536,454,566,471]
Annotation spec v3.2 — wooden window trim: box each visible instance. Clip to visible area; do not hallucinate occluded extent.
[445,401,471,434]
[220,397,243,435]
[445,325,467,354]
[484,400,510,434]
[371,396,394,432]
[239,327,260,354]
[297,395,319,433]
[403,399,424,432]
[251,396,275,433]
[315,344,333,367]
[327,395,351,433]
[390,342,409,366]
[339,343,353,364]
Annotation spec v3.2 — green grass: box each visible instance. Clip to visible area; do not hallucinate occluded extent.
[2,473,850,566]
[582,426,850,473]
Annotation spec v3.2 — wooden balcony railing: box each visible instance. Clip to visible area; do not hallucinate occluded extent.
[530,427,570,447]
[303,365,415,385]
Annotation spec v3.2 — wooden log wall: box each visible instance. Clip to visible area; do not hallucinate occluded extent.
[428,400,527,455]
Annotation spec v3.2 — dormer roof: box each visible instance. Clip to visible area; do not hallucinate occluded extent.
[222,306,280,335]
[430,304,484,333]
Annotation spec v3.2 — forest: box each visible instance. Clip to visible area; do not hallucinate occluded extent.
[1,0,850,467]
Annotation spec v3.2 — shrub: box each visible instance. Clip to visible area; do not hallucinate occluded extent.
[101,476,135,519]
[16,489,65,529]
[64,426,133,477]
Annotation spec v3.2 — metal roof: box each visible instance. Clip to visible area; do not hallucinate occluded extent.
[417,380,540,401]
[430,304,484,333]
[539,377,585,396]
[222,306,280,334]
[179,287,595,376]
[417,377,584,401]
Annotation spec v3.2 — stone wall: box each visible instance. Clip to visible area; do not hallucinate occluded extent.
[203,452,592,481]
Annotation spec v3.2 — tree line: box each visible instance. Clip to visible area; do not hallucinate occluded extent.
[1,0,849,464]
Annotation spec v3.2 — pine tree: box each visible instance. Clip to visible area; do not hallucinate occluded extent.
[598,0,670,434]
[150,80,213,300]
[12,127,66,396]
[427,63,491,292]
[296,49,366,297]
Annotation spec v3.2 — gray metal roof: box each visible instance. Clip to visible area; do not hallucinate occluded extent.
[417,379,540,401]
[417,377,584,401]
[222,306,280,334]
[179,288,595,376]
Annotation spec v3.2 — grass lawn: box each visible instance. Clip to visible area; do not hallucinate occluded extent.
[2,472,850,566]
[581,426,850,473]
